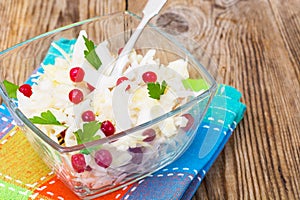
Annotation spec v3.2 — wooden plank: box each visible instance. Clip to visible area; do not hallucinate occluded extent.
[0,0,125,51]
[128,0,300,199]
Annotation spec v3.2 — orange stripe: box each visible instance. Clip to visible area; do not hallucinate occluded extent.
[33,175,133,200]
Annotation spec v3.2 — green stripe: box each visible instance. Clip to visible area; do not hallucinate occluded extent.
[0,179,32,200]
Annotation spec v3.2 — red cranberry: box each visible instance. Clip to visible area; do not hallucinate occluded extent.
[118,47,124,55]
[101,120,116,137]
[69,89,83,104]
[70,67,85,82]
[71,154,86,173]
[142,71,157,83]
[18,84,32,97]
[94,149,112,168]
[142,129,156,142]
[116,76,130,90]
[87,83,95,92]
[181,113,194,132]
[81,110,96,122]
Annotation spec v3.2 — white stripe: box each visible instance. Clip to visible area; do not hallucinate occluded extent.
[1,117,8,122]
[211,106,237,116]
[30,79,38,83]
[208,117,214,121]
[29,193,39,199]
[48,171,54,175]
[213,127,220,131]
[1,127,9,133]
[9,130,16,137]
[26,183,37,188]
[1,139,8,144]
[217,119,224,124]
[4,175,12,180]
[46,192,54,196]
[19,190,29,195]
[36,186,47,191]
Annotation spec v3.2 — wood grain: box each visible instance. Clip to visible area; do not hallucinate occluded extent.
[128,0,300,199]
[0,0,299,199]
[0,0,125,51]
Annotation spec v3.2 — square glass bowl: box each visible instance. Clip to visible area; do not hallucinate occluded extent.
[0,11,217,199]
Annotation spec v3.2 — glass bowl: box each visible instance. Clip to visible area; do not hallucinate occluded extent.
[0,11,217,199]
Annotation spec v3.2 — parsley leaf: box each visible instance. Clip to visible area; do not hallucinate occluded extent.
[73,121,101,145]
[74,121,101,154]
[147,80,168,100]
[29,110,63,125]
[83,36,102,70]
[3,80,19,99]
[182,78,209,92]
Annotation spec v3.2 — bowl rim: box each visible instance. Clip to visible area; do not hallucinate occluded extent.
[0,11,218,153]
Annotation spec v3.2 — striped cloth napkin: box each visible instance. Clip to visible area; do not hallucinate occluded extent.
[0,39,246,200]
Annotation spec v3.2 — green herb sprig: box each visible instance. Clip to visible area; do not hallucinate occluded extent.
[73,121,101,154]
[73,121,101,145]
[2,80,19,99]
[147,80,167,100]
[29,110,63,126]
[83,36,102,70]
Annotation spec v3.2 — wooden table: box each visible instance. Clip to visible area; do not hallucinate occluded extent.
[0,0,299,199]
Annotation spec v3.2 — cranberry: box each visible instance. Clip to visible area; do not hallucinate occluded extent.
[142,129,156,142]
[118,47,124,55]
[69,89,83,104]
[94,149,112,168]
[81,110,96,122]
[18,84,32,97]
[116,76,130,90]
[87,83,95,92]
[71,154,86,173]
[142,71,157,83]
[70,67,85,82]
[128,147,143,164]
[101,120,115,137]
[181,113,194,132]
[85,165,92,171]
